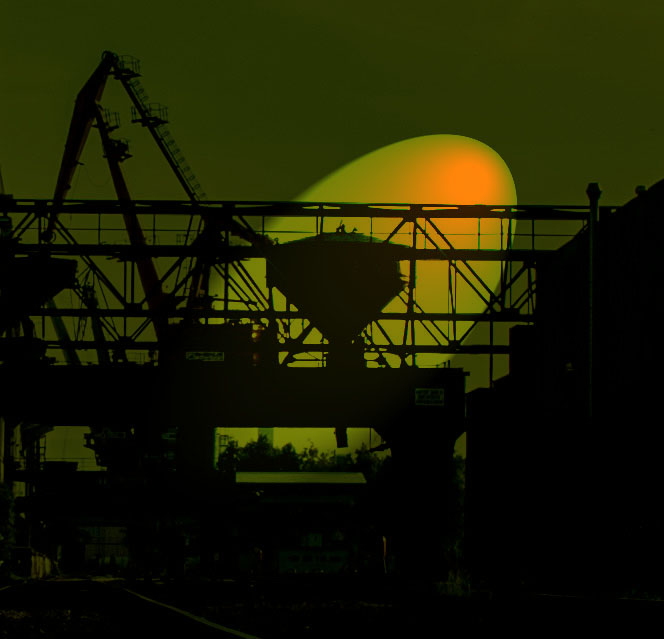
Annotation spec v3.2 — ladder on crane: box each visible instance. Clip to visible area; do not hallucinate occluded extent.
[113,56,206,202]
[44,50,270,365]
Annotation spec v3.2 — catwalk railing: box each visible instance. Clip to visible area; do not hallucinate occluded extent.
[0,198,615,384]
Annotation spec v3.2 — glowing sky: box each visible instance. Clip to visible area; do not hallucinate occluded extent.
[296,134,517,206]
[2,1,662,206]
[219,135,517,456]
[291,134,517,364]
[12,1,662,463]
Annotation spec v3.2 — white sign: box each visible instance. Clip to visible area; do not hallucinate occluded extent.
[415,387,445,406]
[185,351,225,362]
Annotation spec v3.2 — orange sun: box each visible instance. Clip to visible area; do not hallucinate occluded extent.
[295,134,516,207]
[288,134,518,368]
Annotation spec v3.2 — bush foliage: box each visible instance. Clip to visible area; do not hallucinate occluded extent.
[216,434,389,480]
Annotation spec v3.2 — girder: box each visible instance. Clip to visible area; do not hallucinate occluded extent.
[1,198,594,376]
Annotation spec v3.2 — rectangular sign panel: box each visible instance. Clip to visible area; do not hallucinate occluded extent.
[415,387,445,406]
[185,351,225,362]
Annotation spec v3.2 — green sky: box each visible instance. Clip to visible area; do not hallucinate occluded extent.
[2,0,663,205]
[3,1,662,460]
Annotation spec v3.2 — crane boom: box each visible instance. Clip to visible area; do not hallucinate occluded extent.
[94,105,167,338]
[113,54,271,308]
[46,51,167,340]
[48,51,116,234]
[46,50,273,359]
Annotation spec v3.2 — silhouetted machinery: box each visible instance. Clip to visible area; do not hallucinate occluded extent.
[0,50,472,579]
[464,180,664,594]
[0,208,77,363]
[267,227,405,366]
[11,49,656,589]
[268,226,405,447]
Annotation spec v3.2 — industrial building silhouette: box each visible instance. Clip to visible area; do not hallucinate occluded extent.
[467,180,664,594]
[1,50,661,595]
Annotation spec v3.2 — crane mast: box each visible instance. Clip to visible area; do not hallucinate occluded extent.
[44,50,236,343]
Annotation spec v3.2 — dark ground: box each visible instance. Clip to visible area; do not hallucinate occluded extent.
[1,576,663,637]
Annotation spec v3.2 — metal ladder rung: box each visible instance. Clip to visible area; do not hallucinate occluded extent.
[122,74,206,202]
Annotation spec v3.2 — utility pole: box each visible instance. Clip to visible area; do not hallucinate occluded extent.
[586,182,601,424]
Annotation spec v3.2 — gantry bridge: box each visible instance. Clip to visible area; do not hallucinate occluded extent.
[0,49,614,477]
[1,196,608,368]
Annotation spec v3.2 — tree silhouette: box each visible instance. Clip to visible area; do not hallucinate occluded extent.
[217,435,301,473]
[216,435,391,477]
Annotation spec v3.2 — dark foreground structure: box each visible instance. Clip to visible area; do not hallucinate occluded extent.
[3,51,664,621]
[3,576,664,637]
[467,180,664,596]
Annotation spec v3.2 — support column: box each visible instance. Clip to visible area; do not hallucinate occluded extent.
[586,182,601,424]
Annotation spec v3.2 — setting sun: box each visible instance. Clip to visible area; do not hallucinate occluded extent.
[290,134,518,367]
[295,134,516,208]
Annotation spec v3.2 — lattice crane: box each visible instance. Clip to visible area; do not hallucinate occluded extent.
[44,50,268,348]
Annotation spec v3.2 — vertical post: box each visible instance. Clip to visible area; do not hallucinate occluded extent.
[586,182,601,423]
[409,223,417,366]
[223,229,229,317]
[130,260,136,305]
[489,318,494,388]
[123,260,127,338]
[0,416,5,484]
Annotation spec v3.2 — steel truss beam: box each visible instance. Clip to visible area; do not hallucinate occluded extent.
[3,198,603,376]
